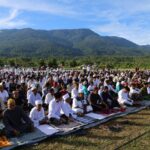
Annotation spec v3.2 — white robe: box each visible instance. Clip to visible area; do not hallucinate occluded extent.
[29,107,45,127]
[28,92,42,106]
[72,98,93,113]
[48,99,66,119]
[71,88,78,99]
[118,89,133,105]
[44,93,54,105]
[62,102,77,118]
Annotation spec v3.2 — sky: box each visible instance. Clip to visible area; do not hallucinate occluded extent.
[0,0,150,45]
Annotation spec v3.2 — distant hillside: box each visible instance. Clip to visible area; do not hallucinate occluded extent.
[0,28,149,57]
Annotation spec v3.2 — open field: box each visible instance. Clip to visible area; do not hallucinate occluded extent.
[16,107,150,150]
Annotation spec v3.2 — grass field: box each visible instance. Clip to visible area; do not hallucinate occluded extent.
[17,108,150,150]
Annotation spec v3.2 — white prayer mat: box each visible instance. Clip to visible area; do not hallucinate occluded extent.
[86,113,107,120]
[37,125,58,135]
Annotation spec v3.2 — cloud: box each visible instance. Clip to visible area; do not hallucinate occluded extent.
[0,9,27,28]
[0,0,150,44]
[0,0,79,17]
[92,19,150,45]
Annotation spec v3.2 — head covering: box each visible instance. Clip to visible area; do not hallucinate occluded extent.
[62,93,70,101]
[35,100,42,105]
[7,98,15,105]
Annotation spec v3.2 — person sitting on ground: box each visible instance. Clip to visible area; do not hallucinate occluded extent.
[101,86,120,110]
[11,90,24,107]
[28,86,42,110]
[72,89,93,115]
[62,93,77,120]
[3,99,34,137]
[48,92,69,125]
[129,83,141,101]
[44,88,55,109]
[29,100,48,127]
[118,86,134,106]
[140,82,149,97]
[71,82,79,99]
[90,87,107,112]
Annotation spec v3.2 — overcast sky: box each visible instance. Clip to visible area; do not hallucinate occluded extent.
[0,0,150,45]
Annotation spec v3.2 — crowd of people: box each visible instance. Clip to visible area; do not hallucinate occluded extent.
[0,66,150,138]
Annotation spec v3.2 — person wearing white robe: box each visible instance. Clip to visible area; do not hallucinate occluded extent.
[62,93,77,119]
[29,100,47,127]
[71,83,78,99]
[28,87,42,108]
[48,92,69,125]
[44,88,55,105]
[118,87,133,106]
[72,90,93,114]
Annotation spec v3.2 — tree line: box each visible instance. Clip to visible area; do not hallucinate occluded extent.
[0,56,150,69]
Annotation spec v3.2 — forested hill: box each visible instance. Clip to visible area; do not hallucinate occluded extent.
[0,28,149,57]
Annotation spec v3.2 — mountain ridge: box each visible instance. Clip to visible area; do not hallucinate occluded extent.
[0,28,149,57]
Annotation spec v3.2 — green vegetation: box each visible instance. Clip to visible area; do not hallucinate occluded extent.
[0,56,150,69]
[0,28,150,57]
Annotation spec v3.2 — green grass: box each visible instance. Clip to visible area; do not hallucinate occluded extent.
[17,108,150,150]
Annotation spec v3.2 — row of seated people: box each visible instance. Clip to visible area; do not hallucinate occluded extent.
[0,84,141,138]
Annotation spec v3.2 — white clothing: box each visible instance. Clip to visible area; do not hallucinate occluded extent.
[48,99,66,119]
[118,89,133,105]
[71,88,78,99]
[129,87,140,96]
[28,92,42,106]
[62,101,77,118]
[29,107,45,127]
[45,93,54,105]
[72,98,93,113]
